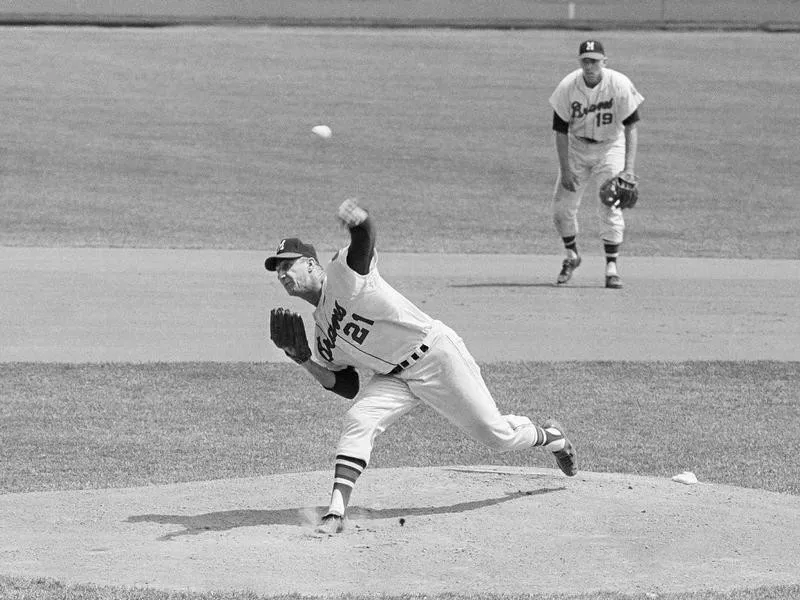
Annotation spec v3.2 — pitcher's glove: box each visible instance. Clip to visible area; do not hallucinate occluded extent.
[269,308,312,364]
[599,172,639,210]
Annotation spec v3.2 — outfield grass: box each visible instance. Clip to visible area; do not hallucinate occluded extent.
[1,0,799,24]
[1,28,798,258]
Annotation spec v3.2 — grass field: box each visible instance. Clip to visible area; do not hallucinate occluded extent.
[1,361,799,599]
[2,362,798,496]
[1,24,799,600]
[1,28,798,258]
[1,0,799,25]
[1,580,799,600]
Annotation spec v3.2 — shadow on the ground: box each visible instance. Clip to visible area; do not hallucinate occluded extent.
[449,282,606,289]
[449,282,554,288]
[126,487,564,541]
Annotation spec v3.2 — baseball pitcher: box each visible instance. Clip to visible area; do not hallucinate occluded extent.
[266,199,577,535]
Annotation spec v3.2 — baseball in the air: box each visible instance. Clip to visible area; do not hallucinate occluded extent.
[312,125,332,139]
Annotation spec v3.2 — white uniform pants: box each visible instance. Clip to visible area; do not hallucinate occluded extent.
[336,321,538,463]
[552,136,626,244]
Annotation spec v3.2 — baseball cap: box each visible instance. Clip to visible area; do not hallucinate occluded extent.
[578,40,605,60]
[264,237,318,271]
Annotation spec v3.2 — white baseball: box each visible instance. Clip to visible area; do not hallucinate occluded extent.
[312,125,332,139]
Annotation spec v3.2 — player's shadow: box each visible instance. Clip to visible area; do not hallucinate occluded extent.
[126,487,564,541]
[450,282,555,288]
[451,282,606,289]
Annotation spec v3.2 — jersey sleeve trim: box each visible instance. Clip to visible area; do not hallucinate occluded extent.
[346,216,376,275]
[622,108,641,127]
[552,111,569,134]
[326,365,360,399]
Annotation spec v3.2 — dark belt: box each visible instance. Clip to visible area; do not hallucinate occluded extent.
[576,136,600,144]
[388,344,430,375]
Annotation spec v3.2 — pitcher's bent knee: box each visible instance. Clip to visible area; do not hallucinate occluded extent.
[336,408,379,463]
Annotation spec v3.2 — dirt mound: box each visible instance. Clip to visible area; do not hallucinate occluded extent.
[2,465,797,596]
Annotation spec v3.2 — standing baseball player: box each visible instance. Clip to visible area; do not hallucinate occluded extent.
[548,40,644,289]
[266,199,577,535]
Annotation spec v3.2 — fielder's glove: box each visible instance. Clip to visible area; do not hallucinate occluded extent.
[599,172,639,210]
[269,308,312,364]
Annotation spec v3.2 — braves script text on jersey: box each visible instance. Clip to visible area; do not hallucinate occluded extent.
[312,244,540,462]
[549,66,644,247]
[549,68,643,144]
[312,247,434,374]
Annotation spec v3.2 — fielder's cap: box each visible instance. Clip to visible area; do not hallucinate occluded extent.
[578,39,605,60]
[264,237,318,271]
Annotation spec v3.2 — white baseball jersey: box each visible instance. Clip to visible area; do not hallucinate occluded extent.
[549,68,644,143]
[312,245,434,373]
[311,232,542,467]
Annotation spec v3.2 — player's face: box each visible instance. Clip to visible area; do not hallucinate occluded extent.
[275,257,314,296]
[580,57,605,85]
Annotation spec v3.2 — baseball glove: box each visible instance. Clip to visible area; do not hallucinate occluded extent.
[599,172,639,210]
[269,308,312,364]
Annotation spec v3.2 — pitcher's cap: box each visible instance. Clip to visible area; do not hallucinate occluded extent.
[579,40,605,60]
[264,238,318,271]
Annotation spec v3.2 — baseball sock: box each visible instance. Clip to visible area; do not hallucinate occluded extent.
[562,236,578,258]
[604,242,620,275]
[325,454,367,517]
[532,425,566,452]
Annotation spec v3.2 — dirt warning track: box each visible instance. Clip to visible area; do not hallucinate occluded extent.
[2,247,798,363]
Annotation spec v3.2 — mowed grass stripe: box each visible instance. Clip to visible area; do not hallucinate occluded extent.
[1,361,797,496]
[1,573,799,599]
[1,0,799,22]
[0,29,797,258]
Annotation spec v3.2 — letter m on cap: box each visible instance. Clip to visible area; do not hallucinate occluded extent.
[585,41,595,51]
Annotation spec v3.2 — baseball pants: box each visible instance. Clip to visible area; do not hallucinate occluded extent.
[335,321,538,463]
[552,136,626,244]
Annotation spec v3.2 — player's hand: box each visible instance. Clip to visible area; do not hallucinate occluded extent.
[337,198,368,228]
[560,170,579,192]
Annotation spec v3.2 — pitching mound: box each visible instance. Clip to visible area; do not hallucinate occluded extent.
[2,466,798,596]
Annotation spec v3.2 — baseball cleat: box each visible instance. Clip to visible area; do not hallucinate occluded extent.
[315,513,345,535]
[605,274,623,289]
[542,420,577,477]
[556,255,582,285]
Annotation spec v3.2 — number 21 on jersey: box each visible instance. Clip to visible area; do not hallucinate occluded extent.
[343,313,374,344]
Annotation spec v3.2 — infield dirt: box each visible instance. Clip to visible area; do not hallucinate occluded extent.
[1,247,799,595]
[2,466,799,596]
[3,248,798,363]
